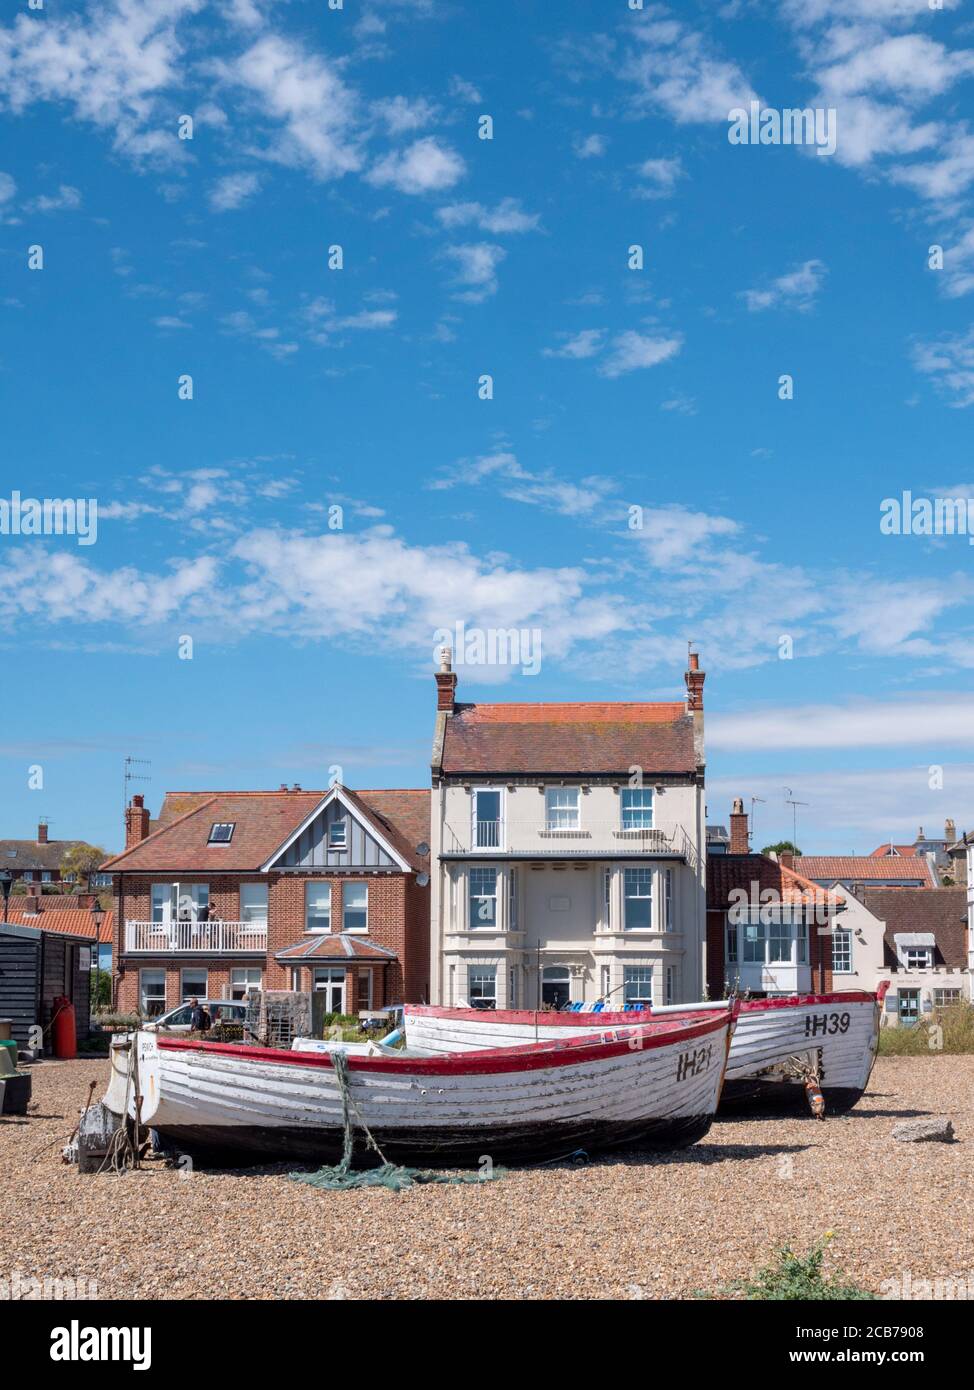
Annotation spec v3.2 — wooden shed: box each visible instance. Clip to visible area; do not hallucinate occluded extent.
[0,920,92,1050]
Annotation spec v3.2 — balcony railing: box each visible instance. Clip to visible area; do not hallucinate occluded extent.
[443,820,699,867]
[124,920,268,954]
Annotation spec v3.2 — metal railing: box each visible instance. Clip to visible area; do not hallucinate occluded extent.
[124,920,268,953]
[443,820,699,866]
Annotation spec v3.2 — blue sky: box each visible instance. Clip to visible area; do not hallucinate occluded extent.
[2,0,974,855]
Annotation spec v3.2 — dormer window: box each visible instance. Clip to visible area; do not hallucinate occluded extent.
[329,819,347,848]
[208,823,235,844]
[905,947,932,970]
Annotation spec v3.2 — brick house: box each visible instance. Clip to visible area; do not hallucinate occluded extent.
[1,819,88,889]
[706,799,839,999]
[429,648,708,1011]
[104,786,430,1018]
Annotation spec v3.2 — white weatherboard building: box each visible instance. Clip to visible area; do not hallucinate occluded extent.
[428,650,708,1011]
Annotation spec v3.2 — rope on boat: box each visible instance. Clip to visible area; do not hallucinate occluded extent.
[289,1050,507,1193]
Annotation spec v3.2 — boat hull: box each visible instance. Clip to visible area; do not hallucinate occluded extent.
[113,1012,735,1168]
[404,989,886,1115]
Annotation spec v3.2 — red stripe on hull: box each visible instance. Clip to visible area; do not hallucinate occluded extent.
[157,1010,732,1076]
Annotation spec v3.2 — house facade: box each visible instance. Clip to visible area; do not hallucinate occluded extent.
[104,786,430,1019]
[1,820,87,888]
[863,886,971,1024]
[428,649,708,1011]
[706,801,840,999]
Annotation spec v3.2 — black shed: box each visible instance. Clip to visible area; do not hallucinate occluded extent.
[0,920,92,1050]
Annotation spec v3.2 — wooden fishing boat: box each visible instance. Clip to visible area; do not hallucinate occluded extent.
[403,983,890,1115]
[106,1007,736,1167]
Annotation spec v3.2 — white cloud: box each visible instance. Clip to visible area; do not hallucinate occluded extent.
[226,33,363,180]
[543,328,606,360]
[440,242,505,302]
[372,95,439,134]
[597,330,683,378]
[0,0,202,164]
[623,15,759,123]
[366,136,465,194]
[208,171,260,211]
[23,184,81,213]
[436,197,540,233]
[710,695,974,751]
[573,133,607,158]
[913,328,974,407]
[303,297,398,343]
[741,259,827,312]
[633,156,684,198]
[154,315,191,329]
[0,172,16,206]
[429,450,618,518]
[448,75,481,104]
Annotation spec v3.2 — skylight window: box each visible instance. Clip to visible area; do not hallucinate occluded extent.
[208,823,235,844]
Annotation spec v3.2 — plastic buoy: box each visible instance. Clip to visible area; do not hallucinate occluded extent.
[51,995,77,1059]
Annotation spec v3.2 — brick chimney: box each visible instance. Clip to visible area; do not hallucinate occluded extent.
[779,852,795,870]
[125,794,151,849]
[23,892,42,915]
[729,797,750,854]
[37,819,48,844]
[684,651,705,712]
[946,818,957,843]
[435,646,457,713]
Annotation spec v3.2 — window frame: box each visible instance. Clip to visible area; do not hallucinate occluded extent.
[342,881,368,934]
[180,967,208,1002]
[239,882,268,925]
[468,964,497,1010]
[831,927,853,973]
[305,882,332,934]
[468,866,498,930]
[139,968,166,1018]
[544,786,580,831]
[623,867,653,931]
[328,818,348,849]
[623,965,653,1006]
[620,787,654,830]
[207,822,235,844]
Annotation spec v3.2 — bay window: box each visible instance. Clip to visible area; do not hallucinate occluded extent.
[624,867,653,930]
[468,965,497,1009]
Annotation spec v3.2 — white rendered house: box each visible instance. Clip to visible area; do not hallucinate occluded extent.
[428,650,708,1011]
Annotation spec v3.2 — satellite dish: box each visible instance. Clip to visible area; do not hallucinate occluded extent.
[416,841,430,857]
[416,872,430,888]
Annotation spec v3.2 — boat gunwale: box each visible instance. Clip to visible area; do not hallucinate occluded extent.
[405,987,883,1031]
[154,1009,734,1076]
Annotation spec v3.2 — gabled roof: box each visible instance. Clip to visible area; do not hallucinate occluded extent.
[861,886,968,970]
[707,854,844,910]
[275,933,398,962]
[102,788,430,875]
[2,904,113,944]
[793,855,938,887]
[0,838,86,871]
[440,701,697,776]
[869,844,915,858]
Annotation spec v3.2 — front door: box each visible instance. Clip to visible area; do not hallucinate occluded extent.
[541,966,571,1010]
[897,989,920,1026]
[313,967,346,1014]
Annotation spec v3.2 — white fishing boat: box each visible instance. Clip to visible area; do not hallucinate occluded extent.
[104,1006,736,1167]
[403,984,890,1114]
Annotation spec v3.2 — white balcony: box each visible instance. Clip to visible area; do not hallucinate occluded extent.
[124,920,268,954]
[442,819,698,867]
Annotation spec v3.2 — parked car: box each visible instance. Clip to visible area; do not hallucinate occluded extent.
[146,1000,249,1033]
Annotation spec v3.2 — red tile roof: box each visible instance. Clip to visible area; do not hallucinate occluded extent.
[274,933,398,962]
[4,904,113,943]
[793,856,937,886]
[869,844,916,858]
[707,854,843,909]
[101,788,430,874]
[440,701,696,775]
